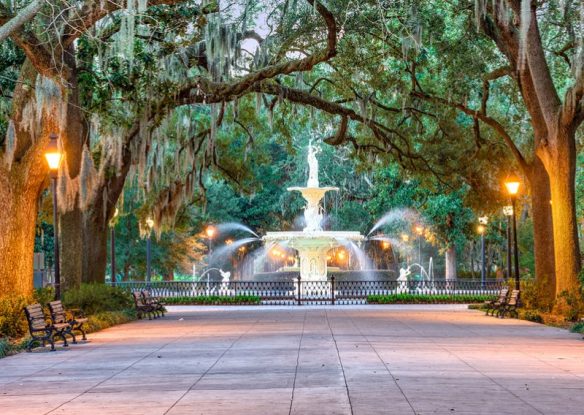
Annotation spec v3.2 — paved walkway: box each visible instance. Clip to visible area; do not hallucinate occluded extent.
[1,306,583,415]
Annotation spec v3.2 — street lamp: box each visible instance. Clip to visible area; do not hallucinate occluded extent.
[477,218,487,288]
[504,175,521,290]
[503,205,514,280]
[110,208,119,285]
[45,133,63,300]
[145,217,154,283]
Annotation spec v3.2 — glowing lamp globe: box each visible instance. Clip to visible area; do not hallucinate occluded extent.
[504,175,521,196]
[146,218,154,229]
[45,133,62,170]
[206,226,216,238]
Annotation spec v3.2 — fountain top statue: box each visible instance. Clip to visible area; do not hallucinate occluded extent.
[288,140,338,232]
[307,140,321,188]
[263,142,364,281]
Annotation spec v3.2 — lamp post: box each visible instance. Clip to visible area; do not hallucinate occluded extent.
[145,217,154,282]
[45,133,63,300]
[206,225,216,266]
[110,208,119,285]
[477,216,488,288]
[502,206,514,280]
[504,176,521,290]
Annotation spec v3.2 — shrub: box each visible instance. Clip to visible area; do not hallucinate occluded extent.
[0,295,30,339]
[367,293,492,304]
[62,284,133,314]
[570,321,584,334]
[555,290,584,322]
[84,310,136,333]
[33,287,55,306]
[522,310,544,323]
[164,295,261,305]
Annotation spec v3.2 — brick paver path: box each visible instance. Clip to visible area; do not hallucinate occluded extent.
[1,305,583,414]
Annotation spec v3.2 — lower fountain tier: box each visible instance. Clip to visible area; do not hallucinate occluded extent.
[263,231,364,281]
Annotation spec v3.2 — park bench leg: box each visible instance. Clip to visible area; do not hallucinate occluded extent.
[77,324,87,341]
[69,329,77,344]
[55,330,69,347]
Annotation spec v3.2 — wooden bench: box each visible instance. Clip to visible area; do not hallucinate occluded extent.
[48,300,88,343]
[484,287,509,316]
[23,304,70,351]
[497,289,521,318]
[141,290,165,318]
[132,291,156,320]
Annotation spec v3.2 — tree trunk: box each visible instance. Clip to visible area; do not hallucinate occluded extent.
[546,137,581,297]
[0,62,55,297]
[526,157,556,307]
[445,246,457,281]
[59,46,87,290]
[0,173,42,297]
[81,206,109,283]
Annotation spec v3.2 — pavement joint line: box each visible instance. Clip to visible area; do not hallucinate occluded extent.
[340,309,417,415]
[161,317,261,415]
[287,309,307,415]
[391,312,547,415]
[42,320,207,415]
[324,309,355,415]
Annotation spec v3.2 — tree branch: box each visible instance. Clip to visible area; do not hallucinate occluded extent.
[0,0,43,43]
[411,90,528,172]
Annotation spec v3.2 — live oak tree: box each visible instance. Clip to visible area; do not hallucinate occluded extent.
[0,0,344,295]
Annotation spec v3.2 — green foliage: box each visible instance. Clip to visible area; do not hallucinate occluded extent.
[367,294,491,304]
[62,284,133,315]
[508,278,553,312]
[84,310,136,333]
[555,290,584,322]
[0,295,29,339]
[0,288,55,339]
[33,287,55,306]
[163,295,261,305]
[521,310,544,324]
[570,321,584,334]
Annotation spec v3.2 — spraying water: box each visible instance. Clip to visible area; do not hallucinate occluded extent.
[210,237,259,264]
[368,235,412,255]
[216,222,259,238]
[367,208,421,236]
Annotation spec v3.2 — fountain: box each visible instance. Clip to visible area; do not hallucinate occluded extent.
[262,141,365,281]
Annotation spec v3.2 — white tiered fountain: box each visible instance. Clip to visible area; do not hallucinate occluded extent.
[263,142,365,281]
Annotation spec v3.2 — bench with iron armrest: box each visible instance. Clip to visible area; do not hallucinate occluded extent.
[23,304,70,351]
[497,289,521,318]
[141,290,166,318]
[484,287,509,316]
[48,300,88,343]
[132,291,156,320]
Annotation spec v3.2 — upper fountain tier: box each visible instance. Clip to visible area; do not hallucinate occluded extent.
[287,141,339,232]
[262,141,363,281]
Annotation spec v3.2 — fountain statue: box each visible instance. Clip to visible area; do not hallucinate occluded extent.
[263,142,364,281]
[307,140,320,187]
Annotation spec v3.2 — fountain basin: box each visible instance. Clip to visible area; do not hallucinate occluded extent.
[263,231,365,281]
